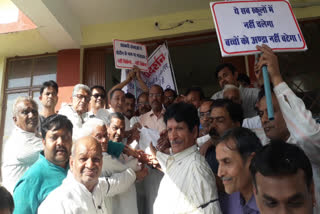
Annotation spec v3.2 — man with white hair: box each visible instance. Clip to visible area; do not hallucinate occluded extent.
[211,63,259,118]
[59,83,91,139]
[81,118,148,214]
[223,84,262,129]
[1,97,43,194]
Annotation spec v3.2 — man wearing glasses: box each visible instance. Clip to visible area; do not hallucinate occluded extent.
[88,85,106,116]
[59,83,91,140]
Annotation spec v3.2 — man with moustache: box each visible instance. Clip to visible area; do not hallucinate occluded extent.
[216,127,263,214]
[211,63,259,118]
[59,84,91,139]
[12,115,73,214]
[1,97,42,194]
[124,93,136,120]
[153,102,222,214]
[38,136,134,213]
[254,44,320,212]
[130,92,151,127]
[139,84,166,133]
[82,118,148,214]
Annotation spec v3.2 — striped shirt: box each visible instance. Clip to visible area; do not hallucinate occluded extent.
[154,145,222,214]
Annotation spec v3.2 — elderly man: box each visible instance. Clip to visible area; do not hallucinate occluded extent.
[200,99,243,174]
[250,140,315,214]
[88,85,106,116]
[38,136,135,213]
[130,92,151,127]
[216,127,263,214]
[254,44,320,212]
[139,84,166,133]
[222,84,261,130]
[39,80,58,124]
[211,63,259,118]
[13,114,73,214]
[82,118,148,214]
[152,102,222,214]
[1,97,43,194]
[59,84,91,139]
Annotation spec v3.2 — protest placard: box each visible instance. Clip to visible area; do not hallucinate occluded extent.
[113,39,148,71]
[121,43,177,96]
[210,0,307,57]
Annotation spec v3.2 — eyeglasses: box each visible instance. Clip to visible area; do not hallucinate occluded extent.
[149,93,162,98]
[92,94,106,99]
[74,94,90,102]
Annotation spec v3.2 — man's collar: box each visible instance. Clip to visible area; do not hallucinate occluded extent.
[149,108,165,117]
[172,144,197,162]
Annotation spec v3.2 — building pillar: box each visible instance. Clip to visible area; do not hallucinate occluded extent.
[56,49,80,110]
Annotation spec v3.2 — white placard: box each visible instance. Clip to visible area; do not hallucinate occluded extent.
[122,44,177,96]
[210,0,307,57]
[113,39,148,71]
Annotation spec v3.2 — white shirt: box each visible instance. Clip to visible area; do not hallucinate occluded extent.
[257,82,320,212]
[154,145,222,214]
[211,86,259,118]
[102,152,139,214]
[242,115,262,129]
[197,134,211,147]
[96,108,130,131]
[1,126,43,194]
[38,170,134,214]
[58,103,89,140]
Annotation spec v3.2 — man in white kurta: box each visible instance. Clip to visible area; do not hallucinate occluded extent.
[153,102,222,214]
[38,136,135,214]
[254,44,320,213]
[1,97,43,194]
[58,84,91,140]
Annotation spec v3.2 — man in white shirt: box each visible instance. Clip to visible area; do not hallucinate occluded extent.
[222,84,262,129]
[81,118,147,214]
[1,97,43,194]
[59,84,91,139]
[88,85,106,117]
[139,85,166,133]
[254,44,320,212]
[152,102,222,214]
[211,63,259,118]
[38,136,135,214]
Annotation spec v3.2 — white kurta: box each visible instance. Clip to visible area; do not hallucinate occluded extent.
[211,86,259,118]
[58,103,89,140]
[154,145,222,214]
[102,152,139,214]
[38,170,135,214]
[1,126,43,194]
[257,82,320,213]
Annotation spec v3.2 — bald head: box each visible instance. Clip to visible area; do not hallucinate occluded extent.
[70,136,103,192]
[72,136,102,157]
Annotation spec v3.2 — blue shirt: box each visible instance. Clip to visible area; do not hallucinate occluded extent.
[221,192,260,214]
[13,152,69,214]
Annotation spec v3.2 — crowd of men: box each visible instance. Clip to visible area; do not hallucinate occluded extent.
[0,44,319,214]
